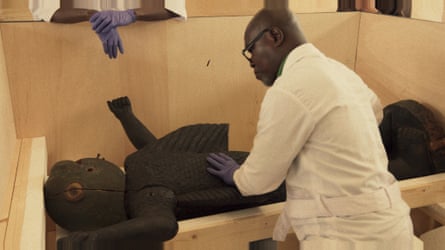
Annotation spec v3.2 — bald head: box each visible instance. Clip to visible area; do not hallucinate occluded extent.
[243,9,307,86]
[245,9,307,51]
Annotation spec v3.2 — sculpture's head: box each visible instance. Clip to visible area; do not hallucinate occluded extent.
[44,157,127,231]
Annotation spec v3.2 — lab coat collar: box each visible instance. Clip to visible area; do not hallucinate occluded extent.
[280,43,325,76]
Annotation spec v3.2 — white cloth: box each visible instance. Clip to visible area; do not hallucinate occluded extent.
[29,0,187,22]
[165,0,187,20]
[29,0,59,21]
[233,43,413,249]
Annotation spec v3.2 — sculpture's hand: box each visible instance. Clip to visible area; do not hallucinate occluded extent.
[107,96,133,120]
[57,231,103,250]
[90,10,136,34]
[96,28,124,59]
[206,153,240,186]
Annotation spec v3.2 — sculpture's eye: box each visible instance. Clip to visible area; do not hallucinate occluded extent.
[64,182,84,202]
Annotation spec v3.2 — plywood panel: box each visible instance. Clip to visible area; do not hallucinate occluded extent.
[119,21,171,144]
[0,25,16,169]
[411,0,444,23]
[1,0,28,9]
[289,0,338,13]
[0,142,19,222]
[19,137,47,250]
[186,0,338,17]
[165,16,266,151]
[421,226,445,250]
[0,25,19,222]
[4,139,31,250]
[297,12,359,69]
[0,9,33,21]
[421,203,445,225]
[164,203,283,250]
[1,13,358,168]
[186,0,262,17]
[399,173,445,208]
[355,13,445,124]
[277,233,300,250]
[0,221,6,250]
[0,20,175,168]
[2,137,47,250]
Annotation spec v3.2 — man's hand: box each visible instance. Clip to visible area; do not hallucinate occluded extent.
[206,153,240,186]
[96,28,124,59]
[107,96,133,120]
[90,10,136,34]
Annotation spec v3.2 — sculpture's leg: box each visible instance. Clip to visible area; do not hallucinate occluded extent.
[57,186,178,250]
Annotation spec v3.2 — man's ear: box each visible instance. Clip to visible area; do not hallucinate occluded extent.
[269,26,285,47]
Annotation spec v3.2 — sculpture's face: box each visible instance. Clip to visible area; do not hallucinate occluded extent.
[45,158,127,231]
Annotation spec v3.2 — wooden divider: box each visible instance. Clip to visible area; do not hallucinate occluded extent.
[0,0,28,9]
[0,23,19,225]
[186,0,338,17]
[355,12,445,124]
[400,173,445,208]
[1,137,47,250]
[420,225,445,250]
[411,0,445,23]
[164,203,285,250]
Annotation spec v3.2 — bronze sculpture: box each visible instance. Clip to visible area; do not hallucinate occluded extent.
[45,96,286,250]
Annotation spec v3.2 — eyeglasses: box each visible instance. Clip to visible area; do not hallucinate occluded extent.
[242,28,270,62]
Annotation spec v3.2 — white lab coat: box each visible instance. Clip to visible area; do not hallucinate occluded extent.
[234,43,413,249]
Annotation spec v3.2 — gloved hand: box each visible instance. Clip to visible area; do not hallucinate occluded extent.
[206,153,240,186]
[97,28,124,59]
[90,9,136,34]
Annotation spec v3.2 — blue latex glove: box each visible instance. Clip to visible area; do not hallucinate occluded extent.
[97,28,124,59]
[90,9,136,34]
[206,153,240,186]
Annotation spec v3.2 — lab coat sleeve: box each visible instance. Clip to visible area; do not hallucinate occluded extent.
[368,88,383,124]
[234,88,315,196]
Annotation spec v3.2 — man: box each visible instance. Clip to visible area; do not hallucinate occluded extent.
[207,8,414,249]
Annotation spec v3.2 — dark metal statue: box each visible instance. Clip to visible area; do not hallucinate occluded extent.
[45,96,286,250]
[380,99,445,179]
